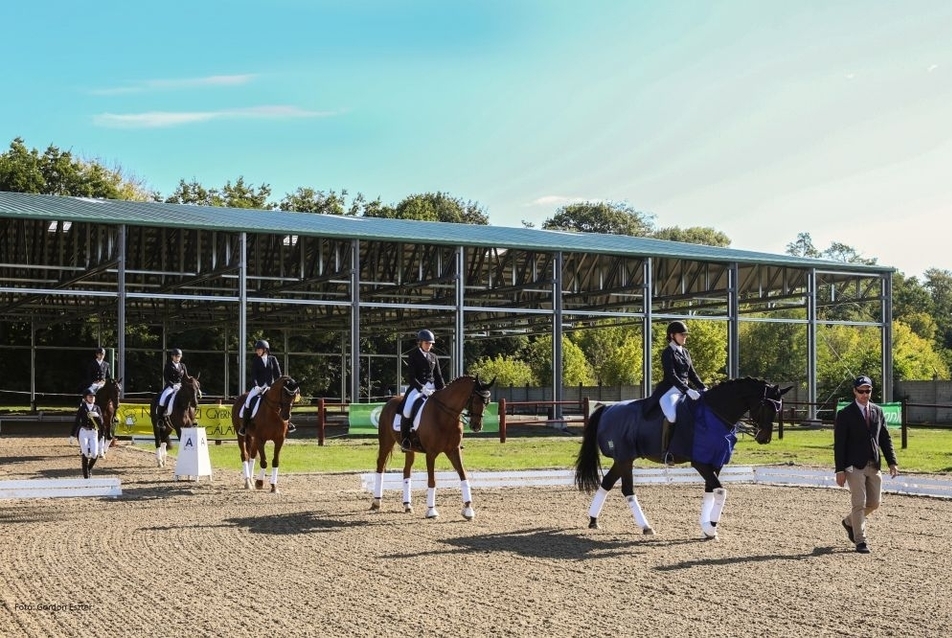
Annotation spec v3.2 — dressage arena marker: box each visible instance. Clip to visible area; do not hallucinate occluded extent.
[174,426,213,481]
[0,477,122,499]
[360,467,952,499]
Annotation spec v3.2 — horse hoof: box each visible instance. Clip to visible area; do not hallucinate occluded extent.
[588,517,599,530]
[255,480,264,490]
[425,508,439,519]
[270,485,279,494]
[404,503,413,514]
[244,479,253,490]
[642,527,655,536]
[370,500,381,511]
[461,506,475,520]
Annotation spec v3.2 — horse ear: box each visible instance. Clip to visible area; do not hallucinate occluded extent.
[780,385,793,396]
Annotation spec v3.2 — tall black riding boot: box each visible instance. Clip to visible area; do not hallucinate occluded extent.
[400,418,412,452]
[82,456,90,479]
[661,418,675,466]
[239,411,251,436]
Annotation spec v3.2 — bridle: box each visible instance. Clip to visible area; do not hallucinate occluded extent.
[736,388,784,439]
[426,379,492,431]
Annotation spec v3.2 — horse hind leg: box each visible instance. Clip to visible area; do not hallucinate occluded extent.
[587,461,628,530]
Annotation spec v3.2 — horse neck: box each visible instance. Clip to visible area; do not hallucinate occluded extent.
[706,380,762,422]
[436,378,475,416]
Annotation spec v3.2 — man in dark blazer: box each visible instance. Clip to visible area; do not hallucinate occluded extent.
[834,375,899,554]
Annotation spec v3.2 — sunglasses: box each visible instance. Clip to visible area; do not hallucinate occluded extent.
[855,388,872,394]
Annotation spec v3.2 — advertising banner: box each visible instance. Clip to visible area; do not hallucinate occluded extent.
[834,402,901,428]
[115,402,236,438]
[348,402,499,435]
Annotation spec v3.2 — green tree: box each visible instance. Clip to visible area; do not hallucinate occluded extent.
[0,137,143,199]
[542,201,654,236]
[571,323,643,385]
[365,192,489,224]
[279,187,380,216]
[525,336,596,386]
[469,355,536,387]
[891,321,949,381]
[738,316,808,385]
[652,226,731,247]
[163,176,272,209]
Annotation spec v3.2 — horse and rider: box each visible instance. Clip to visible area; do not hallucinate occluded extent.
[239,340,295,436]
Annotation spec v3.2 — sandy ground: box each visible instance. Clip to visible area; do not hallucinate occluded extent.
[0,435,950,638]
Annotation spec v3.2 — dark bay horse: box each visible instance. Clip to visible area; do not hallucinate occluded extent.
[95,378,122,457]
[231,375,301,492]
[370,374,494,520]
[575,377,791,538]
[151,374,202,468]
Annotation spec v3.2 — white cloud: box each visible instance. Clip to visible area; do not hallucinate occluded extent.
[928,64,939,73]
[93,106,339,128]
[91,74,257,95]
[526,195,588,207]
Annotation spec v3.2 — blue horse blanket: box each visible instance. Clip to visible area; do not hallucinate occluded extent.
[595,397,738,466]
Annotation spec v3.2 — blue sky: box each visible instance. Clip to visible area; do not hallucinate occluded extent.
[3,1,950,279]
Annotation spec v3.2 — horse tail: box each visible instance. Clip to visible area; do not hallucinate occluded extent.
[574,405,604,493]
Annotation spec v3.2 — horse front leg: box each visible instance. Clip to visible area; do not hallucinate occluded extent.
[269,439,284,494]
[424,452,439,519]
[400,451,415,513]
[692,462,725,539]
[255,441,268,490]
[444,448,474,521]
[239,437,255,490]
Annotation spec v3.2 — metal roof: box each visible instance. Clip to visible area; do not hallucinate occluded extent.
[0,191,893,275]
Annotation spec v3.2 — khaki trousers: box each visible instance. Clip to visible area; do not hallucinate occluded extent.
[844,462,882,545]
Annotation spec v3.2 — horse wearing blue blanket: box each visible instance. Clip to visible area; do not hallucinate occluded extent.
[575,377,791,538]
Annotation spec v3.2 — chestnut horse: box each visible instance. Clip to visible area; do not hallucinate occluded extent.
[151,374,202,468]
[575,377,791,538]
[95,378,122,458]
[370,374,494,520]
[231,375,301,492]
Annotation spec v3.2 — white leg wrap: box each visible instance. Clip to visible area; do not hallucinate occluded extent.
[373,473,384,499]
[710,487,728,523]
[270,467,278,485]
[460,479,472,504]
[588,487,609,519]
[403,478,412,504]
[700,492,717,537]
[626,494,652,530]
[426,487,437,509]
[257,468,266,482]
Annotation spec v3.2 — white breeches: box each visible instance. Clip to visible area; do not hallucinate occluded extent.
[660,387,684,422]
[79,428,100,460]
[402,383,435,418]
[243,385,267,414]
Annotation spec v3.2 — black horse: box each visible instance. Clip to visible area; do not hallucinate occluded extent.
[575,377,791,538]
[151,374,202,467]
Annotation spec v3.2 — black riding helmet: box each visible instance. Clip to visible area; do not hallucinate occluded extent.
[254,339,270,351]
[95,347,106,355]
[666,320,689,337]
[170,348,183,356]
[417,329,436,343]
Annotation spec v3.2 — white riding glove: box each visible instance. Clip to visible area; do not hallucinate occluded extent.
[173,383,181,390]
[420,387,434,397]
[687,389,701,401]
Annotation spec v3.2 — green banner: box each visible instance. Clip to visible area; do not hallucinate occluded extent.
[348,402,499,435]
[834,401,901,428]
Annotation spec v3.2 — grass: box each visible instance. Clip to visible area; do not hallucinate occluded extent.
[136,426,952,475]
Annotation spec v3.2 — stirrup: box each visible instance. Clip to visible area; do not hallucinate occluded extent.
[238,426,246,436]
[401,438,412,452]
[287,422,297,433]
[662,450,675,466]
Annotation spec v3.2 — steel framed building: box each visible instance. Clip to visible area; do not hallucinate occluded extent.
[0,191,894,414]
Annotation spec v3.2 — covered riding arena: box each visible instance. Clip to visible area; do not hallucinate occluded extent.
[1,435,948,637]
[1,190,894,414]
